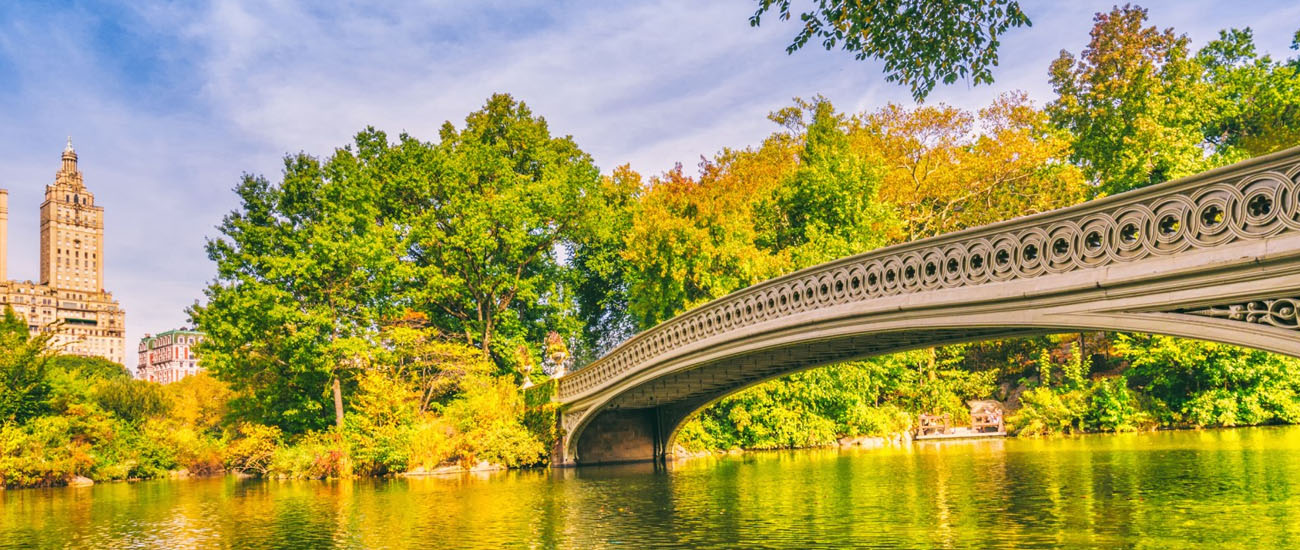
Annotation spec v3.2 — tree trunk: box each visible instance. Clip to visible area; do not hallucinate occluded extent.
[332,376,345,429]
[481,317,493,356]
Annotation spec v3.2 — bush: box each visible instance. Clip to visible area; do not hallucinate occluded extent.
[269,431,351,479]
[94,378,171,423]
[676,412,744,453]
[163,424,225,474]
[92,420,179,480]
[1085,378,1151,432]
[346,370,418,475]
[1008,386,1087,436]
[724,401,839,450]
[1117,334,1300,428]
[842,403,912,437]
[406,418,455,471]
[0,416,93,487]
[442,376,546,467]
[223,422,281,475]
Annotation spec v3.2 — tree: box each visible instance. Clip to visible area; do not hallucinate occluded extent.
[569,166,644,359]
[0,306,52,424]
[93,378,171,423]
[406,94,606,362]
[373,313,492,413]
[757,96,898,265]
[855,92,1088,240]
[1048,5,1208,196]
[750,0,1032,101]
[623,144,796,328]
[46,355,130,380]
[164,372,232,434]
[1197,27,1300,158]
[191,129,408,433]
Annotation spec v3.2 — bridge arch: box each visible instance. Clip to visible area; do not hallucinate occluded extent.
[555,146,1300,466]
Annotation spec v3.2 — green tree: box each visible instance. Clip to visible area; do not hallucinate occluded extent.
[93,378,171,423]
[406,94,606,363]
[46,355,130,380]
[0,307,52,424]
[1197,27,1300,158]
[750,0,1032,101]
[569,166,644,358]
[623,150,794,328]
[1116,334,1300,427]
[191,129,407,433]
[757,96,898,264]
[1048,5,1208,195]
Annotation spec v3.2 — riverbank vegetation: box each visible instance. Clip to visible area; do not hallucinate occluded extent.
[4,6,1300,488]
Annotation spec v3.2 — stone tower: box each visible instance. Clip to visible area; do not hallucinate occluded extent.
[40,138,105,293]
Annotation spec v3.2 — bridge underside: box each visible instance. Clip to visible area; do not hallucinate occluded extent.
[569,327,1041,465]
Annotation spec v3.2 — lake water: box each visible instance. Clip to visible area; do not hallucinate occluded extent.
[4,426,1300,549]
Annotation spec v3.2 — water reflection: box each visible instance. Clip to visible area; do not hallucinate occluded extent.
[4,426,1300,549]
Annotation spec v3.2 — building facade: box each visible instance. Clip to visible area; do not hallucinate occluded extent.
[137,329,204,384]
[0,139,126,364]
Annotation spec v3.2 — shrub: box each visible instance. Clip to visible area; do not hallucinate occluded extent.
[0,416,93,487]
[91,420,179,480]
[223,422,282,475]
[269,431,352,479]
[346,370,418,475]
[163,424,225,474]
[406,418,455,471]
[94,378,171,423]
[1118,334,1300,427]
[442,376,546,467]
[1008,386,1087,436]
[1085,378,1150,432]
[675,413,739,453]
[842,403,912,437]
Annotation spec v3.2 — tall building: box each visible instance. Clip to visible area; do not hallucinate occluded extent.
[0,139,126,364]
[137,329,205,384]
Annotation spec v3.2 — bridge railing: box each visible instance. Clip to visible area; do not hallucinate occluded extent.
[558,146,1300,402]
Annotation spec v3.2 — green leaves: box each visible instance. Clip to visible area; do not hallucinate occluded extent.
[760,97,897,265]
[751,0,1032,101]
[0,306,52,425]
[1116,334,1300,428]
[407,94,605,360]
[193,94,611,432]
[194,129,409,433]
[1197,27,1300,158]
[1050,10,1300,196]
[1048,5,1208,196]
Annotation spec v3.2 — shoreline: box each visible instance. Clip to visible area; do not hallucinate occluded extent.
[4,423,1295,492]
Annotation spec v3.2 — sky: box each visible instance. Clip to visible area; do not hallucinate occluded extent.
[0,0,1297,370]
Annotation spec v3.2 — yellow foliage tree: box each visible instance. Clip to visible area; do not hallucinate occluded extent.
[853,92,1089,241]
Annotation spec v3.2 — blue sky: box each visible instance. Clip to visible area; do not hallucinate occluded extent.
[0,0,1297,369]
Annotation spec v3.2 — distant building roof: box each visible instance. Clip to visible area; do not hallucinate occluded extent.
[138,328,204,344]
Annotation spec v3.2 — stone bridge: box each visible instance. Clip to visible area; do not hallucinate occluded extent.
[554,146,1300,466]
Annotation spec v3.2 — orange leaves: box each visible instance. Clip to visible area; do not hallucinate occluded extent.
[853,92,1087,240]
[624,142,798,327]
